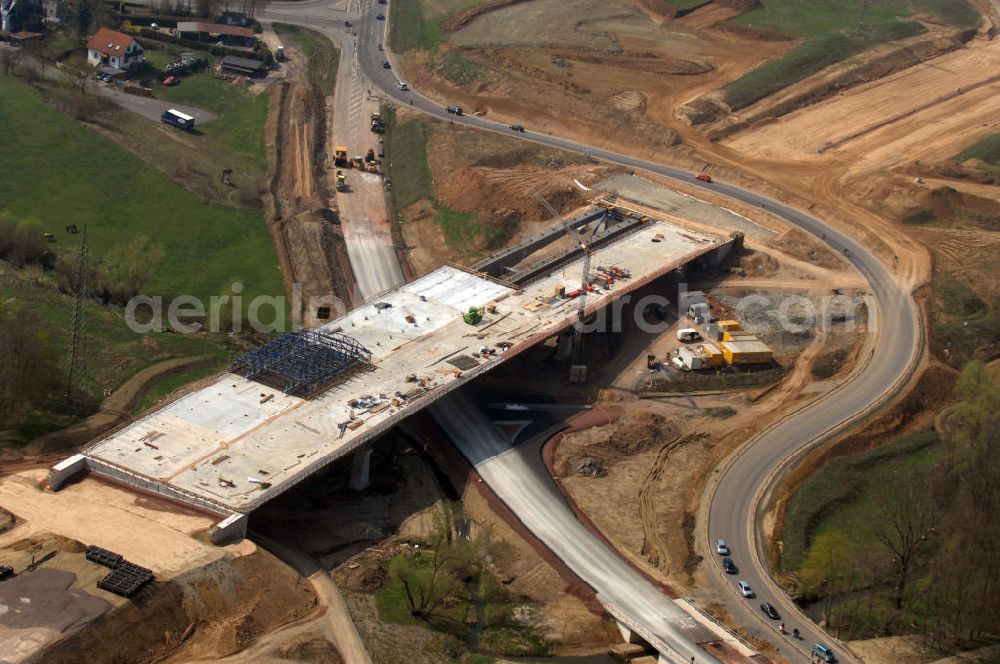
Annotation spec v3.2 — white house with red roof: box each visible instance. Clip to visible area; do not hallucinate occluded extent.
[86,27,144,72]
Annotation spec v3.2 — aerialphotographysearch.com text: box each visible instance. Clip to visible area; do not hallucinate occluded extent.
[124,283,871,337]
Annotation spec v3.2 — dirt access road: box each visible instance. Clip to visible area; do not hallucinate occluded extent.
[261,2,405,302]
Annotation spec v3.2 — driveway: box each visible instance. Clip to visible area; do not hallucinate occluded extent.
[91,80,217,125]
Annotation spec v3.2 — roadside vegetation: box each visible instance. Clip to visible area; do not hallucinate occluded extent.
[385,113,503,256]
[390,0,485,85]
[956,133,1000,172]
[377,521,552,660]
[781,362,1000,647]
[272,23,340,95]
[722,0,980,110]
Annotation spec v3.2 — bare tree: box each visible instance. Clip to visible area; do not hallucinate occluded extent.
[24,38,57,77]
[872,469,936,611]
[1,47,24,77]
[60,56,91,94]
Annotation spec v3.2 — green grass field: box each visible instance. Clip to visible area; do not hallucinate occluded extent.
[0,76,283,304]
[956,133,1000,167]
[782,431,941,571]
[390,0,479,53]
[154,69,270,172]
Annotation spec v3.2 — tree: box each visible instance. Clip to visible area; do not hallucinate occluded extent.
[1,47,23,77]
[60,56,91,95]
[799,530,855,629]
[388,524,483,621]
[870,468,936,611]
[0,307,61,432]
[106,236,165,304]
[75,0,92,40]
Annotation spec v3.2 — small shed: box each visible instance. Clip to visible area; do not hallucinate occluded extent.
[220,55,266,77]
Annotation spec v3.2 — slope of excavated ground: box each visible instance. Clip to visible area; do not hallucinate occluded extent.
[401,114,623,274]
[264,42,353,326]
[400,0,791,165]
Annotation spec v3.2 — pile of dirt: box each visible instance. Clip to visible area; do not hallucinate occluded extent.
[557,412,679,474]
[739,249,780,276]
[276,633,343,664]
[40,544,317,663]
[902,186,1000,231]
[769,228,843,269]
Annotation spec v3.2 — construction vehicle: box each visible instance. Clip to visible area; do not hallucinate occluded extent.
[351,155,364,170]
[647,354,659,370]
[370,111,385,133]
[366,162,378,174]
[365,148,376,162]
[334,147,349,166]
[335,169,346,191]
[463,306,484,325]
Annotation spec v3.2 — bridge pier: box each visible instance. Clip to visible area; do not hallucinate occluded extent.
[348,444,373,491]
[616,620,646,645]
[209,513,248,544]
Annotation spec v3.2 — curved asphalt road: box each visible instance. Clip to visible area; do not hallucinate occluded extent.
[264,2,923,660]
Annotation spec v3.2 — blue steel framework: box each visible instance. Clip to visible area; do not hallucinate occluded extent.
[230,329,372,396]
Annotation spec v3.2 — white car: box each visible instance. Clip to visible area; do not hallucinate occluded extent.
[715,539,730,555]
[396,81,409,91]
[738,580,754,598]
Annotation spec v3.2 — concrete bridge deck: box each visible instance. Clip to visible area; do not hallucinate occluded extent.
[64,210,734,524]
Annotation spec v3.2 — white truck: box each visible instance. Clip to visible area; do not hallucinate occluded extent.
[676,328,701,342]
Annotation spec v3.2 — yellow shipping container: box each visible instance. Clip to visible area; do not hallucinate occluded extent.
[722,331,758,342]
[718,320,741,332]
[721,340,773,365]
[701,343,724,367]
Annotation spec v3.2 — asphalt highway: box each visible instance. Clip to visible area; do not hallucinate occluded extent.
[263,2,923,660]
[430,393,723,664]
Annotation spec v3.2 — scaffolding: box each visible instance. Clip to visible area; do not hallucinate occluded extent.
[230,329,372,396]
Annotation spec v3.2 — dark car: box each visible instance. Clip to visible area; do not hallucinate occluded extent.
[446,105,463,116]
[760,602,780,620]
[722,557,738,575]
[376,13,385,19]
[382,61,391,69]
[509,124,525,132]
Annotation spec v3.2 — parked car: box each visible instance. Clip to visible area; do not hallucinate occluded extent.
[376,13,385,19]
[396,81,409,91]
[509,124,525,132]
[95,72,112,83]
[163,75,178,86]
[446,105,463,116]
[382,61,391,69]
[344,20,352,27]
[715,539,729,555]
[760,602,780,620]
[738,581,754,598]
[722,557,738,575]
[812,643,836,663]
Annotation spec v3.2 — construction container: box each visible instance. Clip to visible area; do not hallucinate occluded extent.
[721,339,773,365]
[718,319,741,332]
[722,331,758,342]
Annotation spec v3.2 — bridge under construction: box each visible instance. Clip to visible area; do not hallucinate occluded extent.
[49,200,739,543]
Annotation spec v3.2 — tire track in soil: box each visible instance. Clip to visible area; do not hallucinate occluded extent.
[638,432,697,569]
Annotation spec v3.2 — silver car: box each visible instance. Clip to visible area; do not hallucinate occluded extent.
[715,539,730,555]
[738,580,754,598]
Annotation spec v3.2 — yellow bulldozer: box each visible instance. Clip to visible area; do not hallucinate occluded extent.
[334,147,349,167]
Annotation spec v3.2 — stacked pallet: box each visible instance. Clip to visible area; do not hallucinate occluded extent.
[86,545,155,598]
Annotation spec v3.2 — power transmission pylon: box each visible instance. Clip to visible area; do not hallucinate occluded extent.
[65,223,89,406]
